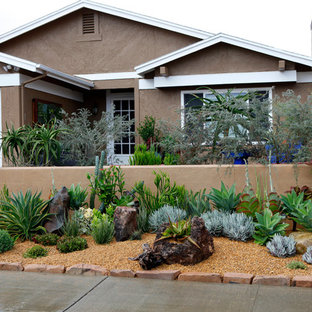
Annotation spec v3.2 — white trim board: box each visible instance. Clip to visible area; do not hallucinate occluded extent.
[135,33,312,75]
[0,0,212,44]
[297,72,312,83]
[0,89,2,167]
[0,73,22,87]
[76,72,142,80]
[153,71,297,88]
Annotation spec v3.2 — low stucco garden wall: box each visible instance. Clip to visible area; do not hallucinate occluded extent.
[0,164,311,200]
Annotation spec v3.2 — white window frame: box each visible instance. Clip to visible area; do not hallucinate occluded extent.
[181,87,273,128]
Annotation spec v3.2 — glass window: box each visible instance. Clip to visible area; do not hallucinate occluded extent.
[32,99,62,124]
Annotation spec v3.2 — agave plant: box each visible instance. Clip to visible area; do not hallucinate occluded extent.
[185,188,211,217]
[290,201,312,232]
[67,184,88,210]
[209,182,240,213]
[253,208,289,245]
[0,190,52,241]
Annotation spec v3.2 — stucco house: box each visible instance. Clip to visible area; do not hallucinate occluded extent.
[0,0,312,165]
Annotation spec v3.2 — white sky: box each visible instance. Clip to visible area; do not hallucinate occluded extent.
[0,0,311,57]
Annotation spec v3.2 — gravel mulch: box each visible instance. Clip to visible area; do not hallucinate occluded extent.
[0,234,311,277]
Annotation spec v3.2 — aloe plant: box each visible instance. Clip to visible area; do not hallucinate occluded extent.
[185,189,211,217]
[209,182,240,213]
[291,201,312,232]
[67,184,88,210]
[0,190,52,241]
[253,208,289,245]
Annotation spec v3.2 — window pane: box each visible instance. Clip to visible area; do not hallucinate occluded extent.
[114,144,121,154]
[122,100,128,110]
[184,93,204,109]
[130,100,134,110]
[123,144,129,154]
[114,100,121,110]
[130,144,135,154]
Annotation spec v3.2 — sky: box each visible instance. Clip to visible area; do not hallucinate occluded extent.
[0,0,311,57]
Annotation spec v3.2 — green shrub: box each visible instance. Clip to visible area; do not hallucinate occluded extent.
[0,190,51,241]
[57,236,88,253]
[149,205,186,232]
[253,208,289,245]
[137,115,160,146]
[130,230,142,241]
[286,260,307,270]
[33,233,59,246]
[91,217,114,244]
[163,153,180,165]
[209,182,241,213]
[23,245,48,258]
[136,206,150,233]
[129,144,162,165]
[68,184,88,210]
[62,216,80,237]
[0,229,14,253]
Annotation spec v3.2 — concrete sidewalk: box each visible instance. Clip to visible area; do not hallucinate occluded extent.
[0,271,311,312]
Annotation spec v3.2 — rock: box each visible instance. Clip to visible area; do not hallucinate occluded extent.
[289,232,312,254]
[44,187,70,233]
[130,217,214,270]
[114,206,137,241]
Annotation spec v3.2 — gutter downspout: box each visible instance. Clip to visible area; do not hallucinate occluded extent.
[20,73,47,126]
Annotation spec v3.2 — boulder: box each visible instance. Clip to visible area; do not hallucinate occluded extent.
[44,187,70,233]
[290,232,312,254]
[130,217,214,270]
[114,206,137,241]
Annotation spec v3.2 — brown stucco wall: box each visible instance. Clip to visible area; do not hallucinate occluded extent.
[1,86,21,127]
[0,9,198,75]
[274,83,312,101]
[0,165,310,201]
[162,43,298,76]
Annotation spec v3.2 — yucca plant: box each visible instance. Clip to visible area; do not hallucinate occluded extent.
[209,182,240,213]
[253,208,289,245]
[0,190,51,241]
[67,184,88,210]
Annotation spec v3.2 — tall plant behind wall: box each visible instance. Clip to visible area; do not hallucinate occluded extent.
[58,108,133,166]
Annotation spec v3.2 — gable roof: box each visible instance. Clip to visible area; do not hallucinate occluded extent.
[0,52,94,89]
[0,0,212,44]
[135,33,312,75]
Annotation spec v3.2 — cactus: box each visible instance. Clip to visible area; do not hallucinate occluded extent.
[89,151,105,209]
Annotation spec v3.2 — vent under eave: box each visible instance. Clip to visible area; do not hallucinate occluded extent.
[82,13,95,34]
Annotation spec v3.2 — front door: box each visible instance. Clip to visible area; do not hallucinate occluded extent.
[107,92,135,165]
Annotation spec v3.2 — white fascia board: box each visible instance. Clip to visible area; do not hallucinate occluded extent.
[75,72,142,80]
[297,72,312,83]
[154,71,297,88]
[0,0,212,45]
[0,52,37,72]
[20,74,83,102]
[135,33,312,75]
[139,79,155,90]
[0,73,22,86]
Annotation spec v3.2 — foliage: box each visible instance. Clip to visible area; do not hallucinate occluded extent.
[286,260,307,270]
[0,190,51,241]
[280,190,305,216]
[222,213,255,242]
[237,191,262,220]
[67,184,88,210]
[288,185,312,201]
[136,206,150,233]
[149,205,186,232]
[253,208,289,245]
[302,246,312,264]
[57,236,88,253]
[58,108,133,166]
[130,230,142,241]
[129,144,162,165]
[185,189,211,217]
[209,182,241,213]
[23,245,48,259]
[290,200,312,232]
[201,210,224,237]
[0,229,14,253]
[157,217,199,248]
[87,165,125,213]
[91,215,114,244]
[89,151,105,209]
[33,233,59,246]
[134,171,187,215]
[137,115,160,147]
[72,208,93,235]
[266,234,296,258]
[0,185,9,207]
[163,153,180,165]
[62,215,80,237]
[1,121,64,166]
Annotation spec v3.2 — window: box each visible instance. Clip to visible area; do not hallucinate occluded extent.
[32,99,62,124]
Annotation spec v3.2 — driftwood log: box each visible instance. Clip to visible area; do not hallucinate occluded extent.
[130,216,214,270]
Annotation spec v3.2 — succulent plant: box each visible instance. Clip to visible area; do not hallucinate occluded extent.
[266,234,296,258]
[201,210,225,236]
[302,246,312,264]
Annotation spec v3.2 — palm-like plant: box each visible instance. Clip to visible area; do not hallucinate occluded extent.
[0,190,52,241]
